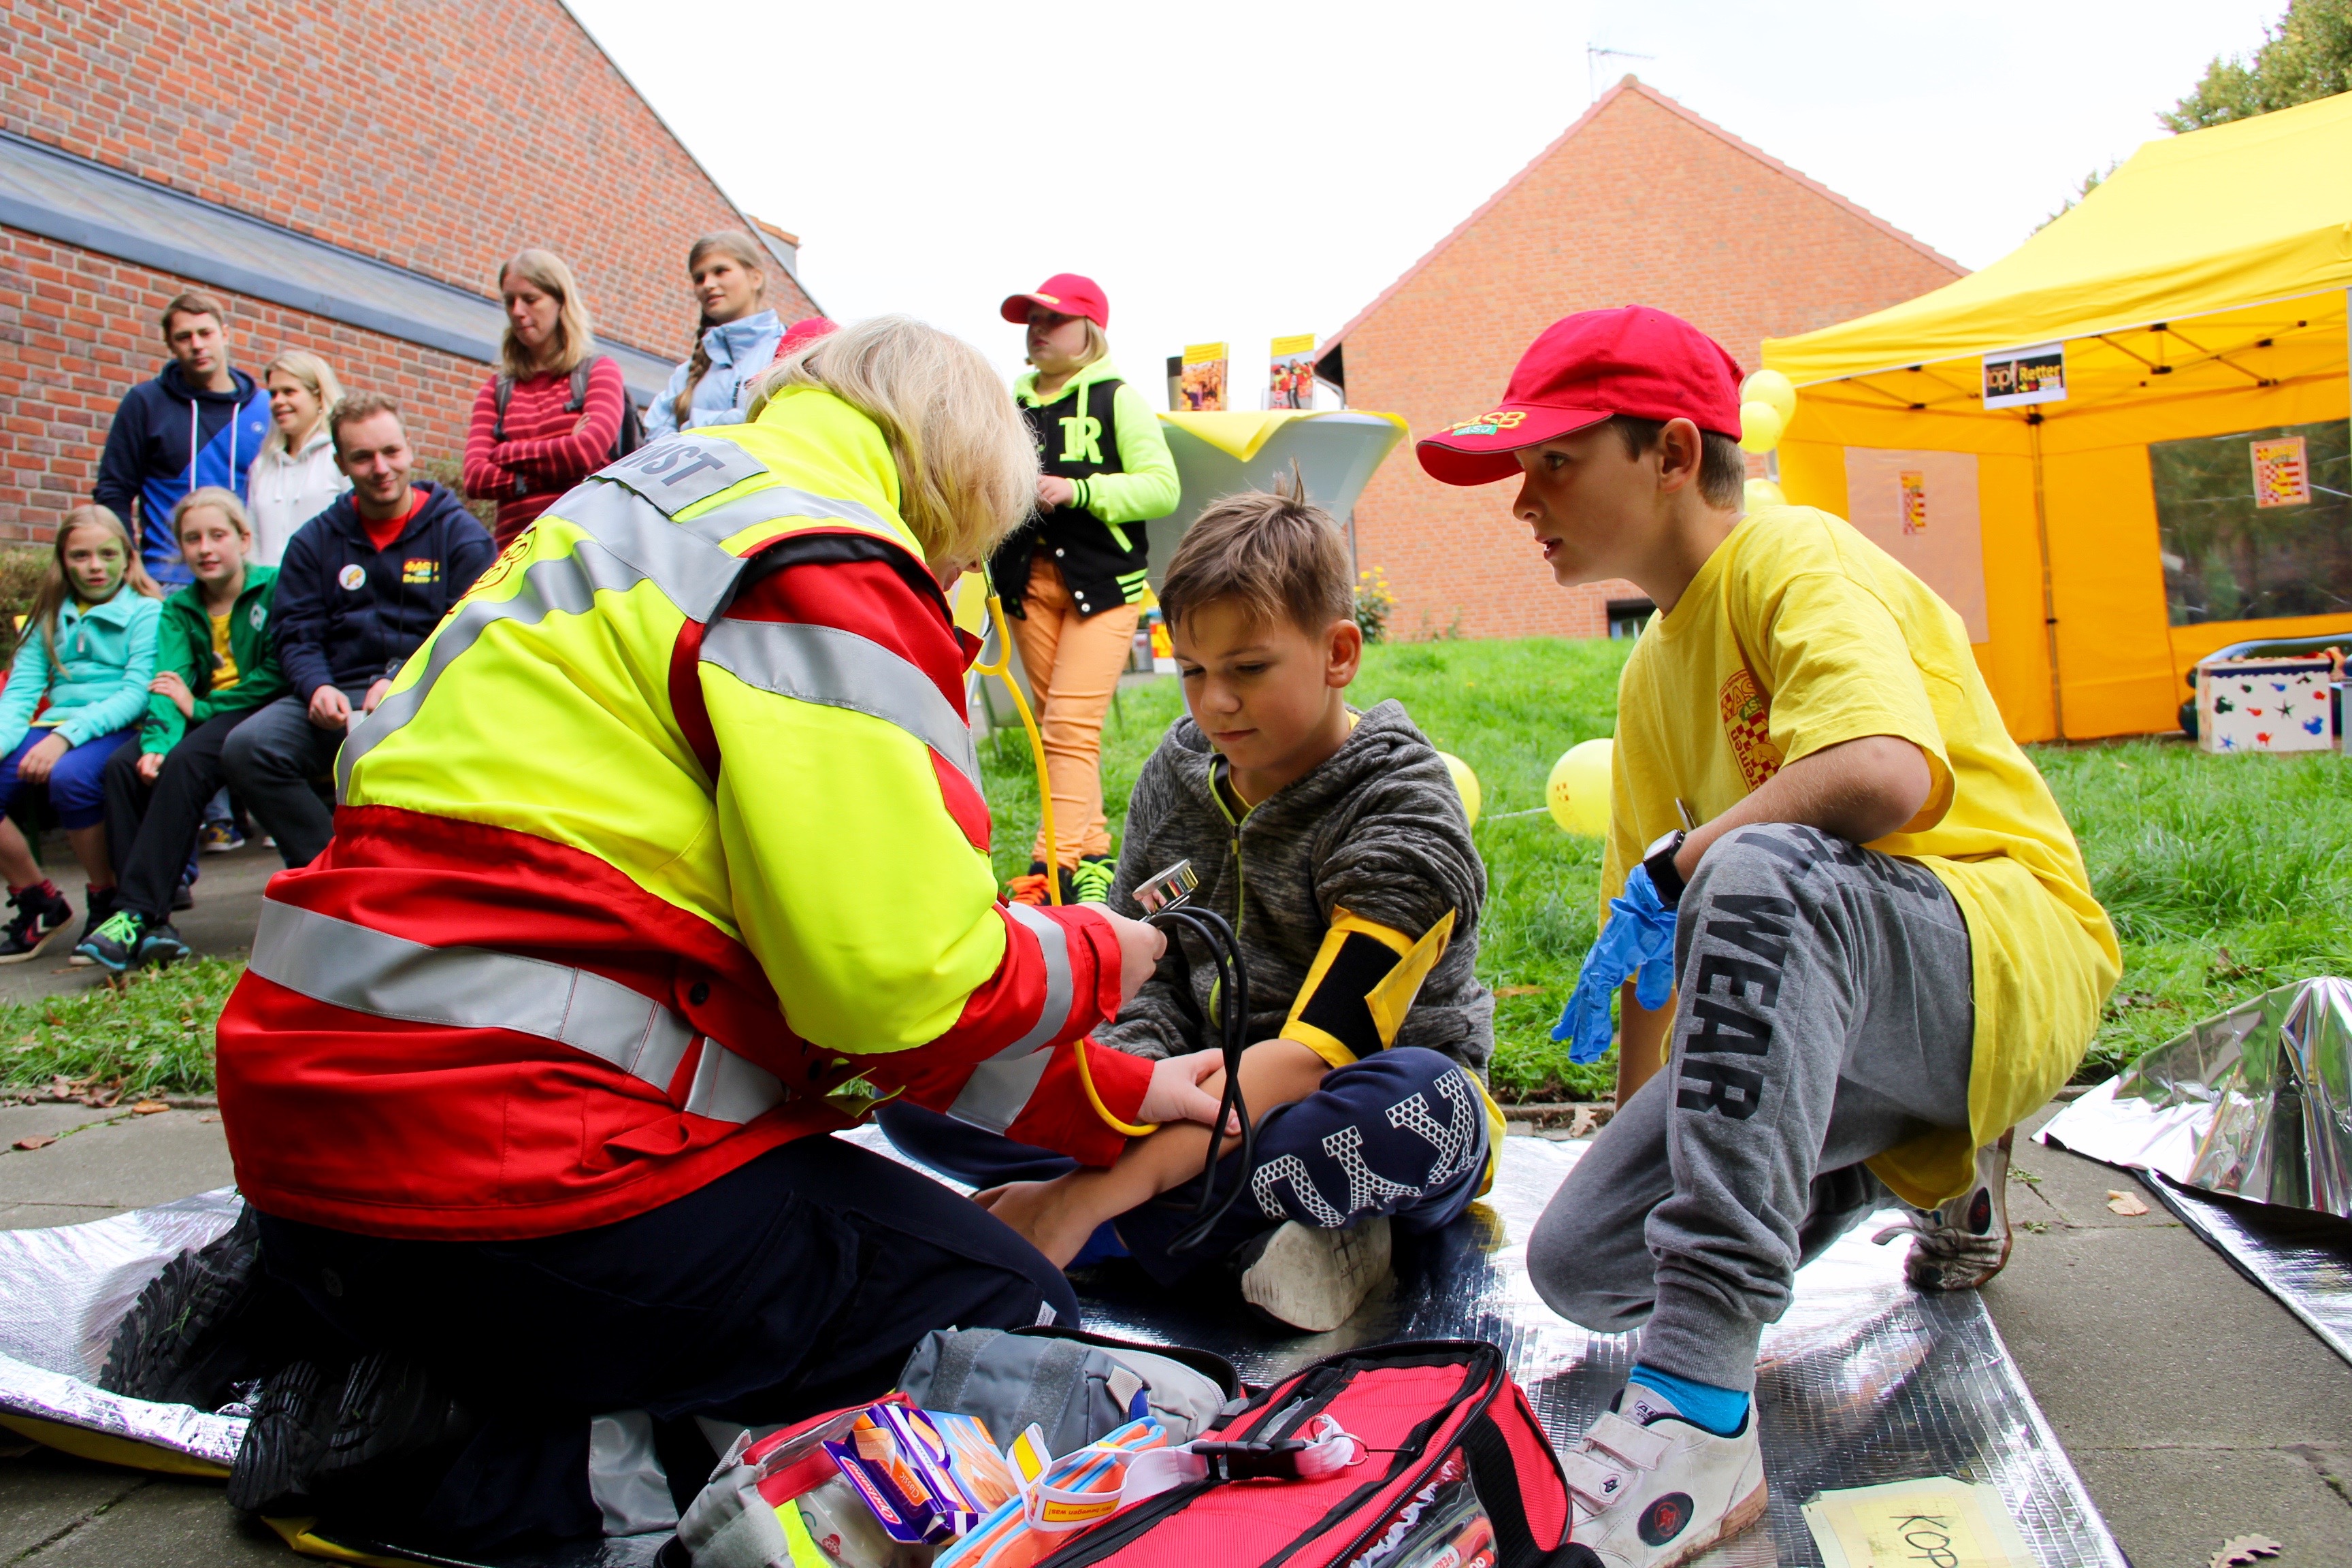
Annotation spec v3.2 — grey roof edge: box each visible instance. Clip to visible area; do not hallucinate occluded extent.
[552,0,823,317]
[0,130,676,399]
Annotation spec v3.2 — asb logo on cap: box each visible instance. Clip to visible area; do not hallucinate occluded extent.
[1446,411,1528,437]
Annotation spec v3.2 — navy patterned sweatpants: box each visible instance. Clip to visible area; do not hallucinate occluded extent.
[878,1047,1492,1284]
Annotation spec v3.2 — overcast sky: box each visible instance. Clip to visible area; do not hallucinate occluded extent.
[567,0,2281,400]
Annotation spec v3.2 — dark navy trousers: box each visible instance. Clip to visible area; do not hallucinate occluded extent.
[254,1132,1077,1553]
[879,1047,1492,1285]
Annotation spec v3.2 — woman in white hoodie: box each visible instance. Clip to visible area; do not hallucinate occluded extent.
[245,351,348,566]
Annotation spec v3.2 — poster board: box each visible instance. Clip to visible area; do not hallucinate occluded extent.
[1267,334,1316,409]
[1840,448,1991,642]
[1178,343,1227,412]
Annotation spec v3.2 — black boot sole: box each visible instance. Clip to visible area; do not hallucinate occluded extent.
[308,1354,478,1498]
[101,1208,265,1407]
[228,1359,333,1514]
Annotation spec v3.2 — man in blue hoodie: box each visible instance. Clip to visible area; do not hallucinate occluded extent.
[93,291,274,588]
[222,392,495,868]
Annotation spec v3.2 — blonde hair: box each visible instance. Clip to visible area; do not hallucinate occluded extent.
[172,485,254,541]
[22,506,163,660]
[259,350,344,455]
[748,316,1038,569]
[1075,319,1109,367]
[497,248,595,378]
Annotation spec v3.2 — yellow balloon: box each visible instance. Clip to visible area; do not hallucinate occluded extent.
[1436,751,1480,828]
[1744,477,1786,510]
[1740,368,1797,426]
[1546,738,1614,838]
[1738,399,1784,455]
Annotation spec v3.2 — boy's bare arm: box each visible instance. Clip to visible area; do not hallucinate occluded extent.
[976,1038,1331,1267]
[1671,734,1930,883]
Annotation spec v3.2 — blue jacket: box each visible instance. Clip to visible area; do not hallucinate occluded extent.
[0,586,165,756]
[643,311,783,436]
[93,361,274,589]
[270,482,496,701]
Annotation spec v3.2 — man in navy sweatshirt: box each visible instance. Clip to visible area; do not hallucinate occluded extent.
[223,391,495,868]
[93,291,274,587]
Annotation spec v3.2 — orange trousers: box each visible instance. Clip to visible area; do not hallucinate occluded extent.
[1011,563,1139,868]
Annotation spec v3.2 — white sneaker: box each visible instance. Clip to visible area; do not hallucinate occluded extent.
[1561,1384,1767,1568]
[1873,1128,2014,1291]
[1235,1216,1391,1333]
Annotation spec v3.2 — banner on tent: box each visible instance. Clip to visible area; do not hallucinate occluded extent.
[1983,343,2066,410]
[1842,448,1991,642]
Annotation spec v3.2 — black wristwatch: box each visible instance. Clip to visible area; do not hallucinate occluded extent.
[1642,830,1689,909]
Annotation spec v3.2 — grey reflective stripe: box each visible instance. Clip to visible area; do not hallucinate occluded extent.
[700,619,981,790]
[598,431,769,516]
[1002,902,1075,1057]
[336,521,717,798]
[946,903,1079,1134]
[676,482,899,550]
[947,1045,1053,1136]
[553,478,749,621]
[247,899,783,1124]
[587,1409,679,1536]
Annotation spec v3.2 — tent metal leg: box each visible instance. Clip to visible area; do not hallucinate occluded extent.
[2029,414,2065,740]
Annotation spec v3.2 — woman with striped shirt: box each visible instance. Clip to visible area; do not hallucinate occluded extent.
[461,249,626,549]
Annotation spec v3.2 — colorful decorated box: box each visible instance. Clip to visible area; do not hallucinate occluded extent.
[2195,656,2334,755]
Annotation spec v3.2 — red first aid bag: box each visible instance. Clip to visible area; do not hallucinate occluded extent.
[1033,1339,1595,1568]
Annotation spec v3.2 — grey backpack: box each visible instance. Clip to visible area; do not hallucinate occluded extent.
[895,1326,1237,1454]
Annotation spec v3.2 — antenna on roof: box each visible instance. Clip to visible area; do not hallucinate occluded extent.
[1586,45,1654,103]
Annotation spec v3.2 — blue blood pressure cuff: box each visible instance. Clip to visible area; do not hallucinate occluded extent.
[1280,907,1458,1068]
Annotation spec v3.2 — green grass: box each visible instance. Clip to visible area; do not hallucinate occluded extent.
[10,641,2343,1102]
[0,958,246,1100]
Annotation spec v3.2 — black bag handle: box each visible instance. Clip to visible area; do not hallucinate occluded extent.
[1462,1409,1602,1568]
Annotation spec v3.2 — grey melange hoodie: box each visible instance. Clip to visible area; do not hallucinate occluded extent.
[1098,699,1494,1077]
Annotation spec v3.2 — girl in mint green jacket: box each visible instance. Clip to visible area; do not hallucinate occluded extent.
[0,505,165,960]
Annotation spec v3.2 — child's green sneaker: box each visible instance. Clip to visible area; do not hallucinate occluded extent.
[1069,855,1117,903]
[74,909,145,975]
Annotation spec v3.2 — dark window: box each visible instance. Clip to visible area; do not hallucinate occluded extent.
[2152,421,2352,625]
[1607,597,1656,639]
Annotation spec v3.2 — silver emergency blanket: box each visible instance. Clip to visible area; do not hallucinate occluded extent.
[2142,1174,2352,1364]
[0,1186,247,1467]
[0,1138,2124,1567]
[847,1126,2125,1568]
[2039,977,2352,1216]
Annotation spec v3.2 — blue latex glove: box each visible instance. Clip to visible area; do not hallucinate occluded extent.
[1553,865,1678,1064]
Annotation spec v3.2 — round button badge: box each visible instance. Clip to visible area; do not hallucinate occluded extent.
[338,564,367,591]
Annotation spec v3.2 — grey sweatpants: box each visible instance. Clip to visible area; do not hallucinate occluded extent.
[1527,822,1976,1391]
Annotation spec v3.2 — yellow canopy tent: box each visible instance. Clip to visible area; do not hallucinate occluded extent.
[1763,91,2352,741]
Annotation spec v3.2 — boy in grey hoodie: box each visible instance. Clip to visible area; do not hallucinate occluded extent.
[881,487,1501,1331]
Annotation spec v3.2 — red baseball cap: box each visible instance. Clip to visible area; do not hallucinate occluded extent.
[1001,273,1109,329]
[1416,306,1744,486]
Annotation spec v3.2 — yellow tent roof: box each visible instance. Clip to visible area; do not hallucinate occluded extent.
[1765,91,2352,387]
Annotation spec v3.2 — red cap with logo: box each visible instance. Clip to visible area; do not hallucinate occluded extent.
[1000,273,1110,330]
[1416,306,1744,487]
[768,316,840,366]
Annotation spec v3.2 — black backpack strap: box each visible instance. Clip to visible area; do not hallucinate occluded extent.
[491,373,515,442]
[1463,1411,1602,1568]
[568,357,595,412]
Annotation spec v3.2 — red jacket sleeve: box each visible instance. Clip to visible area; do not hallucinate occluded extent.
[493,357,624,485]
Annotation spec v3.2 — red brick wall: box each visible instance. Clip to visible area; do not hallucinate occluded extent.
[0,0,817,359]
[1337,82,1966,640]
[1,227,487,542]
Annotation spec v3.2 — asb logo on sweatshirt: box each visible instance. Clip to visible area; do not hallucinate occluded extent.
[402,558,441,586]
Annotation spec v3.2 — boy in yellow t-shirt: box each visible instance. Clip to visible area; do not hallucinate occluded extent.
[1416,308,2117,1568]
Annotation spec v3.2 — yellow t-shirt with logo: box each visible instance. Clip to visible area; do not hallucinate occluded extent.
[208,613,241,692]
[1602,505,2119,1207]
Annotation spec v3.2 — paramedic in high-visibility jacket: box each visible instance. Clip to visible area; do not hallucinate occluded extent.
[209,317,1213,1552]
